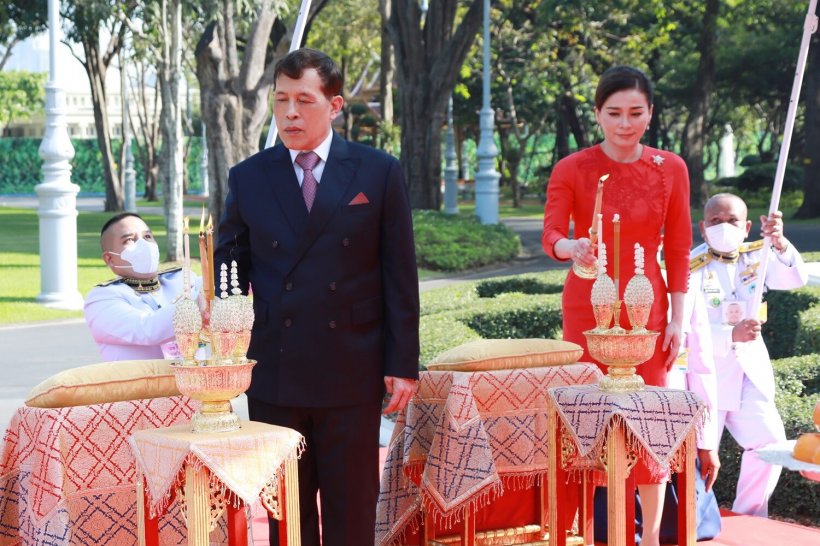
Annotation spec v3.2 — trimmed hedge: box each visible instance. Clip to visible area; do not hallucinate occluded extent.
[0,137,205,195]
[413,211,520,272]
[762,286,820,359]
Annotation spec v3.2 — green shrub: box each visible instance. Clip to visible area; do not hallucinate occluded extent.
[420,283,481,316]
[476,276,564,298]
[714,354,820,523]
[735,162,804,193]
[418,272,566,366]
[413,211,520,271]
[762,287,820,359]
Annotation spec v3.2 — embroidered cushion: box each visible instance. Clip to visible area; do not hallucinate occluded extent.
[26,359,181,408]
[426,338,584,371]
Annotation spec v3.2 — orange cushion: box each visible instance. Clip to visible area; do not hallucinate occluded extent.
[26,359,181,408]
[426,339,584,372]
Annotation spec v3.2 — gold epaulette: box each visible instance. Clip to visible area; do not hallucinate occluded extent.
[159,265,183,276]
[96,277,123,287]
[740,239,764,253]
[690,252,710,272]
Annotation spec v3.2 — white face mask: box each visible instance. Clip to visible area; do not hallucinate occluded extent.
[704,222,746,253]
[110,238,160,275]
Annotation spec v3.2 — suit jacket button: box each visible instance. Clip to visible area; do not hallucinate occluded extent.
[272,240,279,248]
[328,320,336,329]
[342,238,350,247]
[284,318,292,327]
[329,282,337,291]
[285,282,293,291]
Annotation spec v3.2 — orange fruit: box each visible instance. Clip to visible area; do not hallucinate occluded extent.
[793,433,820,463]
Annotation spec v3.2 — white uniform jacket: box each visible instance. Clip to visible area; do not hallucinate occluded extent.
[687,241,807,412]
[84,269,201,361]
[675,282,720,451]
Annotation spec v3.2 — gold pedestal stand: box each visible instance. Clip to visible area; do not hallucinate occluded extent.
[584,327,658,392]
[171,360,255,433]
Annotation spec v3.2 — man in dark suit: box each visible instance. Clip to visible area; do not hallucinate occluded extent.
[214,48,420,546]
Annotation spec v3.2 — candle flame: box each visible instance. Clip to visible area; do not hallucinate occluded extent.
[613,213,620,222]
[199,206,206,235]
[183,216,189,234]
[207,214,213,232]
[599,173,610,184]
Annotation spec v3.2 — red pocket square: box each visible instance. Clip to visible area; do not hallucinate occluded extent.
[348,192,370,205]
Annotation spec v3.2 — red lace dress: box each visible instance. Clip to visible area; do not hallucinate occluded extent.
[542,144,692,388]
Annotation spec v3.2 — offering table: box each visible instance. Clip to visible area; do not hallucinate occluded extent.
[0,396,198,545]
[375,364,602,546]
[130,420,303,546]
[546,385,705,546]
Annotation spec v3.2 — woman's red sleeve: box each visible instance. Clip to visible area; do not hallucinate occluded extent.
[542,158,574,261]
[664,155,693,292]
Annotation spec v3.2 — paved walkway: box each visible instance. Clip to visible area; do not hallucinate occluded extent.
[1,195,819,431]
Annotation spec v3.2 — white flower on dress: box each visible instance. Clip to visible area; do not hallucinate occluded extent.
[652,154,665,165]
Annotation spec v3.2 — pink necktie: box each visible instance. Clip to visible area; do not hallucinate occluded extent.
[296,151,320,212]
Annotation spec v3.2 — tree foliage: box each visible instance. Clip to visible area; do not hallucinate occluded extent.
[0,0,47,71]
[0,70,46,132]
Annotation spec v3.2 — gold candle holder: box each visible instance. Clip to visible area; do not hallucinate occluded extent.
[171,360,255,433]
[173,297,203,366]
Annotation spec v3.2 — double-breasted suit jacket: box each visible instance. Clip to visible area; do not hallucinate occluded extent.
[214,133,420,408]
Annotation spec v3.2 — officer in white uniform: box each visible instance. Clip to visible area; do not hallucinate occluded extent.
[688,193,807,517]
[84,213,201,361]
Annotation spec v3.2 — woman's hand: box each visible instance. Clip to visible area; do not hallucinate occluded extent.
[570,237,597,268]
[662,321,682,370]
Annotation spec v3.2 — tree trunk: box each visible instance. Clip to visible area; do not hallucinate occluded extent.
[388,0,483,209]
[157,0,184,262]
[379,0,394,127]
[682,0,718,208]
[81,37,123,211]
[796,24,820,219]
[132,62,160,201]
[195,1,329,225]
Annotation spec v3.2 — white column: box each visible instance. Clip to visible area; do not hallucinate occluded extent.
[35,0,83,310]
[443,97,459,214]
[121,39,136,213]
[474,0,499,224]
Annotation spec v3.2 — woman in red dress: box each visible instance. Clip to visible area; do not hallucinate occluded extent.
[542,66,692,546]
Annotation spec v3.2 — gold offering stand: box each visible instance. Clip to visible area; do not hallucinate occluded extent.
[172,261,255,433]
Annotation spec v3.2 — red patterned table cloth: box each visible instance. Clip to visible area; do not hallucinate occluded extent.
[375,364,602,546]
[0,396,209,546]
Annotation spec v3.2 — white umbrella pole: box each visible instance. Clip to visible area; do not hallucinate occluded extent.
[750,0,818,318]
[264,0,314,149]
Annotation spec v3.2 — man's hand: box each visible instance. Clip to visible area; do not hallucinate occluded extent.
[760,211,789,253]
[732,318,761,343]
[697,448,720,492]
[383,376,417,414]
[662,321,682,370]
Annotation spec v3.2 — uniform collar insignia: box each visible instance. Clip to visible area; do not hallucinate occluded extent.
[707,247,739,264]
[121,275,160,294]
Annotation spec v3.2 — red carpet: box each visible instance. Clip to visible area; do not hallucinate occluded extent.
[250,447,819,545]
